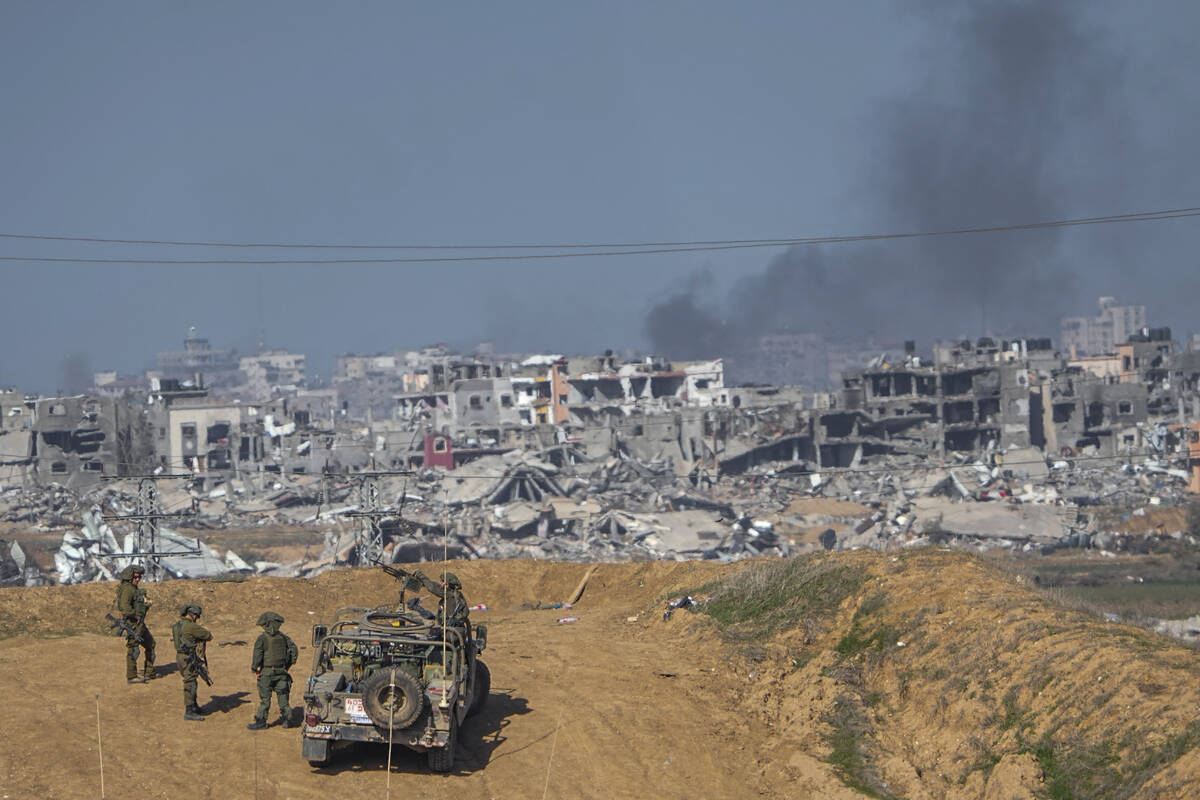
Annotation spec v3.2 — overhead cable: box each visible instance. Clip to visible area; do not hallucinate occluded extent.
[0,207,1197,265]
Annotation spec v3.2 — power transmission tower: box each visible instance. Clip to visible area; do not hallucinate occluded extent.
[338,470,413,565]
[101,474,198,580]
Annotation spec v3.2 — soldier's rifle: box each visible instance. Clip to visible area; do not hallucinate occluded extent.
[104,612,146,644]
[373,560,423,593]
[187,645,214,687]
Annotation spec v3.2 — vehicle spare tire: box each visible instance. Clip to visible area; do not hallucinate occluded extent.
[360,668,424,730]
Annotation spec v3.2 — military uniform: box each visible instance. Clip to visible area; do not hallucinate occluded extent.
[248,611,299,729]
[415,571,470,629]
[177,605,212,721]
[114,565,155,682]
[171,607,190,677]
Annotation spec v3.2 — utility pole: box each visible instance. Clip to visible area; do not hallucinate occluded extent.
[712,409,721,484]
[336,469,413,565]
[101,474,197,580]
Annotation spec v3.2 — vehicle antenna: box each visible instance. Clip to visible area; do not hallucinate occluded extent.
[542,686,566,800]
[441,489,449,691]
[386,667,396,798]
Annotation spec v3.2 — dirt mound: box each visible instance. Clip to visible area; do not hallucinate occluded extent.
[1,553,1198,799]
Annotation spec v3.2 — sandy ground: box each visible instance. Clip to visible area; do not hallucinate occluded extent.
[0,561,818,800]
[3,554,1200,799]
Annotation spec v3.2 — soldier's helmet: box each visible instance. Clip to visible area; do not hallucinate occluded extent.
[119,565,145,581]
[256,611,284,627]
[441,572,461,589]
[186,604,203,617]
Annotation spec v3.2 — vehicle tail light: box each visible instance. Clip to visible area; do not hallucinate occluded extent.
[305,713,320,727]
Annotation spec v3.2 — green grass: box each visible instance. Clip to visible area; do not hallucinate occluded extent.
[1111,721,1200,799]
[1030,738,1120,800]
[823,697,899,800]
[1012,723,1200,800]
[835,622,900,658]
[833,592,900,659]
[687,554,867,640]
[997,687,1031,733]
[1054,582,1200,621]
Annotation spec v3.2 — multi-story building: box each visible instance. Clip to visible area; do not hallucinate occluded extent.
[239,349,307,401]
[1060,296,1146,356]
[155,327,240,386]
[28,395,120,486]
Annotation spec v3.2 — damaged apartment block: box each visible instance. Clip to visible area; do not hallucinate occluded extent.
[29,396,119,488]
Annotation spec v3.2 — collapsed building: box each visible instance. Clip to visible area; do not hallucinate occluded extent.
[5,314,1200,591]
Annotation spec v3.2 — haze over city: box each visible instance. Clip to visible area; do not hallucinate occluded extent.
[3,1,1199,392]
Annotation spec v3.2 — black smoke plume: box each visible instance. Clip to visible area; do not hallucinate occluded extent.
[60,352,92,396]
[646,1,1122,375]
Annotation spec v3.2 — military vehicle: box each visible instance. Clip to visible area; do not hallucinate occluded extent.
[299,603,489,772]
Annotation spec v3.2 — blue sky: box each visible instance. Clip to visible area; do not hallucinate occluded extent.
[2,2,1198,391]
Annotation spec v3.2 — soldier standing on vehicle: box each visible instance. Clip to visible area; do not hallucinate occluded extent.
[247,611,299,730]
[115,565,155,683]
[414,570,470,629]
[177,605,212,721]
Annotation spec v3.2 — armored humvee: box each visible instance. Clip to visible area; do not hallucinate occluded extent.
[300,606,489,772]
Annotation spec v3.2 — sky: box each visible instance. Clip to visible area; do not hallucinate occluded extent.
[2,1,1198,392]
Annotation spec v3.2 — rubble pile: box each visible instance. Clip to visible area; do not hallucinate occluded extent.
[726,447,1195,555]
[0,439,1195,585]
[0,484,85,527]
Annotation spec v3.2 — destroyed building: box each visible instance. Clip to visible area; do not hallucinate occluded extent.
[840,343,1041,457]
[28,395,119,487]
[152,397,263,473]
[237,349,307,402]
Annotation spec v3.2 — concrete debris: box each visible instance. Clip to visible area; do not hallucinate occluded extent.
[0,393,1194,585]
[1153,616,1200,643]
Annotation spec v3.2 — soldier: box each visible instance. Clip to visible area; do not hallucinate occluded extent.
[413,570,470,630]
[114,564,155,683]
[177,605,212,721]
[247,611,299,730]
[171,605,191,678]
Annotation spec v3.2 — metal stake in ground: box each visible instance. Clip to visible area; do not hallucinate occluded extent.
[95,693,105,799]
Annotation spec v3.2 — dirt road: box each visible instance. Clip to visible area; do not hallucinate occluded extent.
[1,560,837,799]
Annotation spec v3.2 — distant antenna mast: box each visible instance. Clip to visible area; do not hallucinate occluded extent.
[256,270,266,353]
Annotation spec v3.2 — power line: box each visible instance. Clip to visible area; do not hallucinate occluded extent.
[1,205,1195,249]
[0,207,1197,265]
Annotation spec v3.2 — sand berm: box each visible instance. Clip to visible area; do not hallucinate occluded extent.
[2,550,1198,799]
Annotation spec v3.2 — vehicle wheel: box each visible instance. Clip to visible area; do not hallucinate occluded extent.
[427,715,457,773]
[303,737,331,767]
[467,659,490,717]
[360,668,424,730]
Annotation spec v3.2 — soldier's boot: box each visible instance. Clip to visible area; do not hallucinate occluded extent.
[246,718,268,730]
[127,676,147,684]
[187,704,205,716]
[184,710,205,721]
[279,708,296,728]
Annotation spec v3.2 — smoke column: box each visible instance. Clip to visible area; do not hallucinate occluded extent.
[646,0,1124,377]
